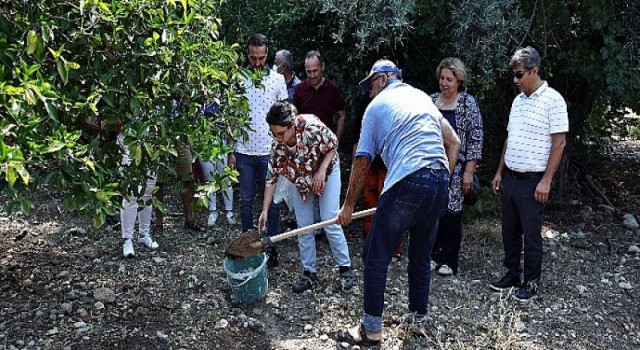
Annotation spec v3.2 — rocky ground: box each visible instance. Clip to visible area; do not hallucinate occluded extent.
[1,143,640,350]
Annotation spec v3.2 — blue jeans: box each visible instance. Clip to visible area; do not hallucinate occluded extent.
[290,167,350,273]
[235,153,280,239]
[361,167,449,333]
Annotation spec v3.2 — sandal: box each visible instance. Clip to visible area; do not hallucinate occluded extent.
[335,324,381,346]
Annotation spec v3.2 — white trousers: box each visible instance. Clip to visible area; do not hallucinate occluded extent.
[118,133,157,239]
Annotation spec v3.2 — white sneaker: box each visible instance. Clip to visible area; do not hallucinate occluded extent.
[123,239,135,257]
[430,260,437,271]
[207,211,219,227]
[225,211,236,225]
[437,264,453,276]
[138,235,159,249]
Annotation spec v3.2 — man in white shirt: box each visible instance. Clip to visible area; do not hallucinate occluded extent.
[490,47,568,301]
[230,33,288,268]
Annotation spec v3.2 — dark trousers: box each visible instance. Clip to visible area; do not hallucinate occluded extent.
[361,168,449,332]
[501,172,544,283]
[432,211,463,274]
[235,153,280,239]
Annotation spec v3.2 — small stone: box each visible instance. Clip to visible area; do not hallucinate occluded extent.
[93,288,116,303]
[206,236,216,245]
[320,334,329,341]
[543,229,559,239]
[94,301,105,310]
[304,324,313,332]
[156,331,169,340]
[74,321,86,328]
[598,204,615,213]
[16,340,24,346]
[46,327,59,335]
[57,271,70,278]
[341,342,350,348]
[66,226,87,235]
[619,281,633,290]
[576,285,587,294]
[60,303,73,313]
[118,265,126,274]
[628,245,640,254]
[77,308,88,317]
[152,257,166,264]
[623,214,639,230]
[215,319,228,329]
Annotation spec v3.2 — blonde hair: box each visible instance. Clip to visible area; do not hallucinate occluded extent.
[435,57,468,92]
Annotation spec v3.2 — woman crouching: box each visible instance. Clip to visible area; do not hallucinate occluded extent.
[258,101,354,294]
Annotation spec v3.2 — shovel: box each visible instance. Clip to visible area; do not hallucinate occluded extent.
[225,208,377,259]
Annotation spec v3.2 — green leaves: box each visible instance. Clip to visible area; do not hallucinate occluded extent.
[1,0,250,226]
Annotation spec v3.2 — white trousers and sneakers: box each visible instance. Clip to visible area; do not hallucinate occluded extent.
[118,133,160,257]
[120,175,159,257]
[201,160,236,227]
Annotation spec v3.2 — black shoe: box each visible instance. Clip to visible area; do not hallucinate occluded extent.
[267,250,279,268]
[489,274,522,291]
[515,280,539,302]
[292,271,318,294]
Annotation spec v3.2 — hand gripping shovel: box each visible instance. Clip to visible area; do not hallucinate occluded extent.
[225,208,376,259]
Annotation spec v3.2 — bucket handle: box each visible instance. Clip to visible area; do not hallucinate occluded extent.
[226,254,268,288]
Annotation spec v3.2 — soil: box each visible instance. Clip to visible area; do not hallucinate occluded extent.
[1,142,639,350]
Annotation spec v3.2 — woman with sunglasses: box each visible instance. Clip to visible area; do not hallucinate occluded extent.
[430,57,484,276]
[258,101,354,294]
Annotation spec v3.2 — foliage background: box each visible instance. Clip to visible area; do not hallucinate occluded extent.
[1,0,639,219]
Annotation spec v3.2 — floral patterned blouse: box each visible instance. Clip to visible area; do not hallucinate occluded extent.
[431,92,484,213]
[266,114,338,200]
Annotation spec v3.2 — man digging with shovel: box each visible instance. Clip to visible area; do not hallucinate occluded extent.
[335,59,460,346]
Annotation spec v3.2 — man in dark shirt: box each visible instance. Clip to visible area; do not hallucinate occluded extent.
[293,50,347,142]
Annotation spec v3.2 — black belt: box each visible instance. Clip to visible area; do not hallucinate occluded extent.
[505,168,544,179]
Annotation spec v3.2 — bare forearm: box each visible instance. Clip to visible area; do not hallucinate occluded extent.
[440,118,461,173]
[496,140,507,175]
[335,115,345,142]
[464,160,478,174]
[319,149,336,172]
[343,156,370,208]
[262,182,276,210]
[542,134,567,184]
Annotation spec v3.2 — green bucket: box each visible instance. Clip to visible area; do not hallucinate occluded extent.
[223,253,268,304]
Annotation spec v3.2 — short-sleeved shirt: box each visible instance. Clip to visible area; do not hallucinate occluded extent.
[235,68,288,155]
[356,80,448,194]
[287,75,301,102]
[266,114,338,200]
[505,82,569,172]
[293,78,346,131]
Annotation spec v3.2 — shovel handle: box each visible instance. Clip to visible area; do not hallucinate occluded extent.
[264,208,377,245]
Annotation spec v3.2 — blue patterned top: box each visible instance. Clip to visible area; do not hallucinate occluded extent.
[431,92,484,212]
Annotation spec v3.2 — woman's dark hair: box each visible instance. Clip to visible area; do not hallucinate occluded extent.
[266,100,297,126]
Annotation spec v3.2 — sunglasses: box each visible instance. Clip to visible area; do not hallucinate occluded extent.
[511,68,533,79]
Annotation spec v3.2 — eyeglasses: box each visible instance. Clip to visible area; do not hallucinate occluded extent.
[269,126,290,139]
[511,68,533,79]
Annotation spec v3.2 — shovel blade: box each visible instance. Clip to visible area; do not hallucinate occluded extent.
[225,229,265,259]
